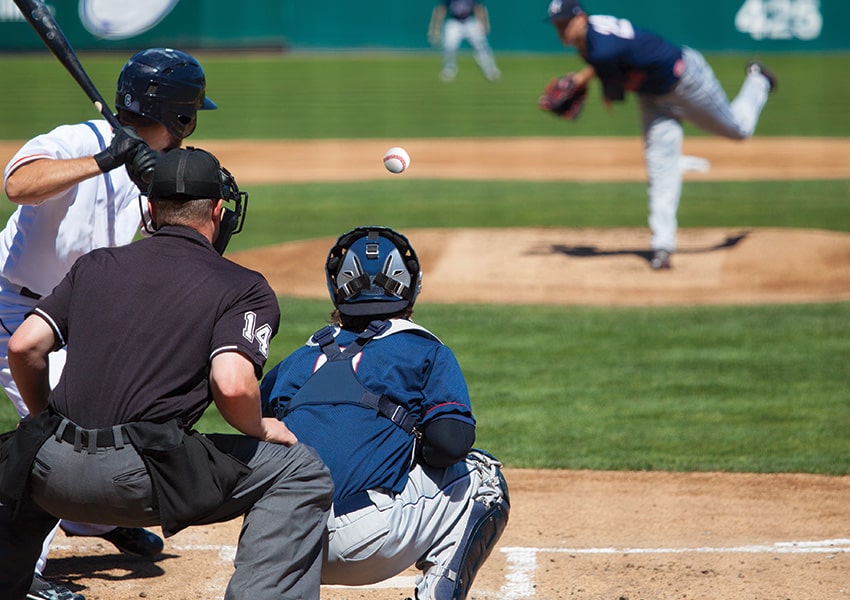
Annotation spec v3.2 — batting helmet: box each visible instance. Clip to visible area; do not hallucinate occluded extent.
[115,48,217,139]
[326,226,422,316]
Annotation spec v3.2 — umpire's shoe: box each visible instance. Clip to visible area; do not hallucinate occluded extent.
[98,527,164,557]
[27,574,85,600]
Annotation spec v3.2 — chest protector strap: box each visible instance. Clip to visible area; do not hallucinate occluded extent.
[278,320,417,434]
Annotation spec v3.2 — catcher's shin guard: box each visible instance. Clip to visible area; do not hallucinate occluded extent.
[418,449,510,600]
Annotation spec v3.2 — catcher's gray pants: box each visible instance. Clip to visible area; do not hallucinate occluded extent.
[0,432,333,600]
[320,450,507,599]
[640,46,771,252]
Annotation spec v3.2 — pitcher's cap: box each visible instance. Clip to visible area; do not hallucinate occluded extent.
[547,0,584,23]
[148,147,222,201]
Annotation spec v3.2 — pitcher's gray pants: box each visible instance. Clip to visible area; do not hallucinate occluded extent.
[640,47,771,252]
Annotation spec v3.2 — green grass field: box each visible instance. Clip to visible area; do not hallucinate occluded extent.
[1,52,848,138]
[0,52,847,474]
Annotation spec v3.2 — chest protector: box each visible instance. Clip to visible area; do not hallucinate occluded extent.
[276,320,435,434]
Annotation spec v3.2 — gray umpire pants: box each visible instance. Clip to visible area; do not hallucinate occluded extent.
[0,432,333,600]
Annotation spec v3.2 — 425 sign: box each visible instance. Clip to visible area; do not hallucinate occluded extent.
[735,0,822,40]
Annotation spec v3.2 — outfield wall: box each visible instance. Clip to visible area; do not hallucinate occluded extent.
[0,0,844,52]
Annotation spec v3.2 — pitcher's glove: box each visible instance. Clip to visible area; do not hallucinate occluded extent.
[538,74,588,120]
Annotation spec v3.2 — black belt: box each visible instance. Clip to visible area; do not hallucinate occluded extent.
[19,286,41,300]
[59,422,132,449]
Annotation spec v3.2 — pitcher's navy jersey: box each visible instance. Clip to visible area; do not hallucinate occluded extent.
[584,15,683,100]
[261,320,474,505]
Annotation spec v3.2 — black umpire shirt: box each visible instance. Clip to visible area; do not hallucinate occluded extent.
[30,225,280,429]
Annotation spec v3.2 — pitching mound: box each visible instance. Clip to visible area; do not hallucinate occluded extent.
[230,227,850,306]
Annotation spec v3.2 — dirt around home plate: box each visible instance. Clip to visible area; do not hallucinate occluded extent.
[7,137,848,599]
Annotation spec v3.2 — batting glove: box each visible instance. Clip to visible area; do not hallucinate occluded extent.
[94,125,146,172]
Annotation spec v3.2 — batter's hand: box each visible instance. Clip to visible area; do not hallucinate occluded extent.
[94,125,147,172]
[126,143,157,191]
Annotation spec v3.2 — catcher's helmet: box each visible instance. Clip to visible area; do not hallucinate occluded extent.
[326,226,421,316]
[115,48,216,139]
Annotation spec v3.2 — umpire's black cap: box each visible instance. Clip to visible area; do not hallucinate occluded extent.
[547,0,584,23]
[148,146,223,201]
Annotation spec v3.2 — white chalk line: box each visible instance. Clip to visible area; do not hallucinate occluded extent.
[496,539,850,600]
[56,537,850,557]
[500,538,850,555]
[323,576,417,589]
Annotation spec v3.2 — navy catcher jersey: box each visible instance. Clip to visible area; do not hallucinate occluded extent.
[583,15,683,100]
[261,320,474,504]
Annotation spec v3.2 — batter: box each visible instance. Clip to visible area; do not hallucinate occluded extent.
[546,0,775,269]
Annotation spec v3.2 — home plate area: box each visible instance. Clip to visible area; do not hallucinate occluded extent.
[44,470,850,599]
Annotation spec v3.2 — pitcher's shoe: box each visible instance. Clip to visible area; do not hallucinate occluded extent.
[650,249,672,270]
[746,61,777,92]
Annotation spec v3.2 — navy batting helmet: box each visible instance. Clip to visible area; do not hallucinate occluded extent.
[115,48,216,139]
[326,226,422,316]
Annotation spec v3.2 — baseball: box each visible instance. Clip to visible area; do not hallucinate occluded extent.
[383,147,410,174]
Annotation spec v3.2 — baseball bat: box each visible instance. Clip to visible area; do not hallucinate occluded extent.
[13,0,119,129]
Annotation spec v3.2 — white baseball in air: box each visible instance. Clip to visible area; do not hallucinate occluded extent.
[383,147,410,174]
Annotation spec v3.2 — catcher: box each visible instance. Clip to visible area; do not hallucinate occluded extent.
[261,226,510,600]
[540,0,776,270]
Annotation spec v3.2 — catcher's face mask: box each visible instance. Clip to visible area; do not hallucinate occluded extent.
[325,226,422,316]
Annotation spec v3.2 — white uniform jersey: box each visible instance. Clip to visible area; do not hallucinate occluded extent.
[1,120,142,297]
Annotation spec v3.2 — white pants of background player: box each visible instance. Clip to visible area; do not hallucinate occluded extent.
[0,282,117,575]
[640,46,771,253]
[441,17,500,81]
[321,450,506,599]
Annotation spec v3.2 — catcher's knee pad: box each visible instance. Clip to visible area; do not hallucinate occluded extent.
[418,449,510,600]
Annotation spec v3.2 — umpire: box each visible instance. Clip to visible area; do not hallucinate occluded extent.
[0,147,333,600]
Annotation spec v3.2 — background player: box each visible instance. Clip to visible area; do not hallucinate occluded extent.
[261,226,509,600]
[428,0,501,82]
[1,47,216,600]
[543,0,776,270]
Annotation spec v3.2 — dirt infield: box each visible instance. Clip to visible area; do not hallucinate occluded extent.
[48,470,850,599]
[231,226,850,307]
[12,137,850,599]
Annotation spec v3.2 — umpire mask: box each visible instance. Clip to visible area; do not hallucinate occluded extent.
[211,163,247,254]
[144,147,248,255]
